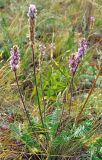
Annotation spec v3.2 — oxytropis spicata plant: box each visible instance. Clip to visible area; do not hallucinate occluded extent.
[69,39,88,110]
[10,45,32,126]
[27,4,44,127]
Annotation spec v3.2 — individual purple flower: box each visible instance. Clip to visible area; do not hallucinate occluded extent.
[78,47,84,59]
[80,39,88,49]
[27,4,37,18]
[90,16,95,22]
[10,45,20,71]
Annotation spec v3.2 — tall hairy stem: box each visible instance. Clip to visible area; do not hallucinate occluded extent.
[14,71,32,126]
[31,44,44,128]
[39,54,46,120]
[29,15,44,128]
[76,69,101,123]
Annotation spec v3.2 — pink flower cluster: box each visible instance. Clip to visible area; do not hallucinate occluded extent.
[10,46,20,71]
[27,4,37,18]
[69,39,88,75]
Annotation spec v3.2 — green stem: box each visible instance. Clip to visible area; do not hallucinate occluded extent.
[69,74,74,113]
[39,58,46,120]
[31,44,44,128]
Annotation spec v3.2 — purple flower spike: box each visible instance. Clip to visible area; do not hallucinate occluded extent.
[69,38,88,75]
[78,39,88,59]
[69,54,78,75]
[10,45,20,71]
[27,4,37,18]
